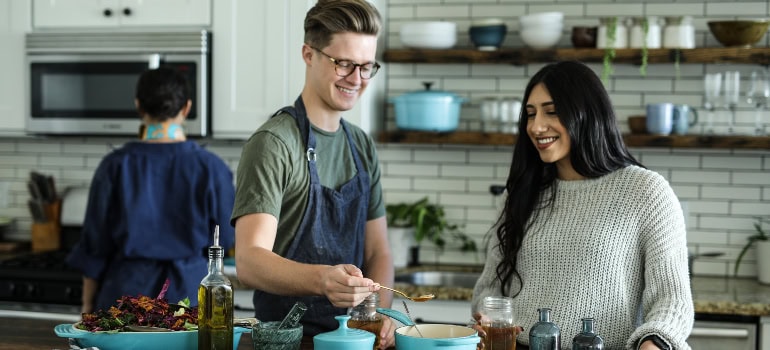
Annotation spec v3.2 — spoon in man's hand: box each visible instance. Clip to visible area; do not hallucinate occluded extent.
[375,284,435,302]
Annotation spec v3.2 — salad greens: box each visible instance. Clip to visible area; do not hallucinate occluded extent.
[76,279,198,332]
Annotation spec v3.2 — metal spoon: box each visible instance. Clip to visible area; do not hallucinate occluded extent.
[402,301,423,338]
[376,284,435,302]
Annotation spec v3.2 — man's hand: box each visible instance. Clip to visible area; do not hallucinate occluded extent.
[320,264,376,308]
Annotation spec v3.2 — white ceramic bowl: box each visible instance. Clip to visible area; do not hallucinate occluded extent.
[520,28,563,49]
[400,21,457,49]
[519,11,564,28]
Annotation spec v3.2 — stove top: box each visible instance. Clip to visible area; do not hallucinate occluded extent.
[0,249,82,305]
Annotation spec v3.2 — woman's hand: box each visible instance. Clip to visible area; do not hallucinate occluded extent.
[378,317,396,349]
[471,312,486,350]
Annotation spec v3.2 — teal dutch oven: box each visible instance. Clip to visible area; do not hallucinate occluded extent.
[376,308,480,350]
[390,82,466,132]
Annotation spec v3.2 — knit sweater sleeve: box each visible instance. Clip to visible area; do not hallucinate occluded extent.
[626,172,693,350]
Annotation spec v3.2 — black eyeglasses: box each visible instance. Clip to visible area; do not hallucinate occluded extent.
[310,46,381,79]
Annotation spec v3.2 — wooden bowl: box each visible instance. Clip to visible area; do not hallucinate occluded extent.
[571,26,597,48]
[627,116,647,134]
[708,20,769,47]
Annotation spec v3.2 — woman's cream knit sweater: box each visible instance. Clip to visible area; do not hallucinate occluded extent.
[472,166,693,350]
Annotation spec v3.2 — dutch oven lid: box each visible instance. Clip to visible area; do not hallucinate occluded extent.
[393,82,463,101]
[313,315,375,346]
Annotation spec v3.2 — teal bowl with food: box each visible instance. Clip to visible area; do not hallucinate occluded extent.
[54,323,250,350]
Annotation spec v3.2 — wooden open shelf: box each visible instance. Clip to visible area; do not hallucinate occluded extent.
[383,47,770,66]
[378,131,770,149]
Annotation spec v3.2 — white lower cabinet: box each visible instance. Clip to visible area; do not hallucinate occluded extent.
[760,316,769,350]
[687,320,757,350]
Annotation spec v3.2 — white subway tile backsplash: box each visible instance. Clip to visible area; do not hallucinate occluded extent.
[645,3,705,16]
[642,154,700,168]
[687,230,729,245]
[688,200,730,215]
[701,186,761,201]
[413,177,466,192]
[702,155,763,170]
[414,5,470,18]
[439,164,495,179]
[705,2,768,16]
[732,202,770,216]
[414,149,468,163]
[671,170,730,184]
[584,3,644,16]
[387,163,440,177]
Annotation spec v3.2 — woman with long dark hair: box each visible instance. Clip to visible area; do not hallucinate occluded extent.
[472,61,693,350]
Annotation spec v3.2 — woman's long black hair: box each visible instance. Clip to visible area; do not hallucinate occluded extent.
[495,61,643,296]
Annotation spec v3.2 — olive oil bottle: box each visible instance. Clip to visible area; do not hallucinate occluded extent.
[198,225,233,350]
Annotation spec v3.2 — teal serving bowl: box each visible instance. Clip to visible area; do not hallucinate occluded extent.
[54,323,250,350]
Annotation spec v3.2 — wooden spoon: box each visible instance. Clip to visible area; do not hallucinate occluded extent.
[376,284,435,302]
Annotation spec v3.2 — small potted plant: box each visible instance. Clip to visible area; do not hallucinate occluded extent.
[385,197,477,266]
[734,216,770,284]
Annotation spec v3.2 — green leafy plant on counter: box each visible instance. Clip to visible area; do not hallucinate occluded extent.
[734,216,769,276]
[386,197,477,253]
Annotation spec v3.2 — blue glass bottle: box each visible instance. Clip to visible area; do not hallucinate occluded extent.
[529,308,560,350]
[572,318,604,350]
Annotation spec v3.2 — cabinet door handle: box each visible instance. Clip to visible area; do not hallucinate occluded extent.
[103,8,113,17]
[690,327,750,338]
[123,8,132,16]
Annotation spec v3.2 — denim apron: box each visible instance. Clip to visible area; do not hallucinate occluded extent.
[252,96,370,336]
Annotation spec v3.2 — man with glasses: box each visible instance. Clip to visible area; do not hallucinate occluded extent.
[230,0,395,347]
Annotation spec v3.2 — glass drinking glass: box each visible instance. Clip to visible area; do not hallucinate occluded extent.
[723,71,741,134]
[747,69,770,136]
[702,73,722,135]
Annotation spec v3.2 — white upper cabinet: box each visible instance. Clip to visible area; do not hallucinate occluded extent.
[33,0,211,28]
[211,0,311,139]
[211,0,385,140]
[0,0,30,135]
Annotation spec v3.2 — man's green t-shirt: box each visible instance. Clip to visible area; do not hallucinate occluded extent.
[231,112,385,256]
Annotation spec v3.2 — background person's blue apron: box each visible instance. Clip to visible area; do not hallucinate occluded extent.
[252,96,371,336]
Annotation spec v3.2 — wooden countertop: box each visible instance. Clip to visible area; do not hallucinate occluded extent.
[392,265,770,317]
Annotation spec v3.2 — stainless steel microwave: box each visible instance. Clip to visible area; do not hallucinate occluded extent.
[25,30,210,137]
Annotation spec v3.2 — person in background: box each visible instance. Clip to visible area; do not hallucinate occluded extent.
[230,0,395,347]
[472,61,693,350]
[67,67,235,314]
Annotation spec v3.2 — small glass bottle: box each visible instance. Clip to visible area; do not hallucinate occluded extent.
[198,225,233,350]
[572,318,605,350]
[348,292,383,349]
[480,296,518,350]
[529,308,561,350]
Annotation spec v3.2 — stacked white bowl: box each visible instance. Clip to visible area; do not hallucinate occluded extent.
[519,12,564,49]
[400,21,457,49]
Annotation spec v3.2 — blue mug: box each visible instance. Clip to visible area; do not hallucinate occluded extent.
[672,104,699,135]
[646,103,674,135]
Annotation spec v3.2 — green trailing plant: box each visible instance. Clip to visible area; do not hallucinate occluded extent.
[639,18,649,77]
[601,17,617,82]
[385,197,477,253]
[734,216,769,276]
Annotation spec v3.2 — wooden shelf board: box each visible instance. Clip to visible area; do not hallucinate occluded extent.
[378,131,770,149]
[383,47,770,65]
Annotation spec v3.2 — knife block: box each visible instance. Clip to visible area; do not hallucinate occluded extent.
[31,199,61,252]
